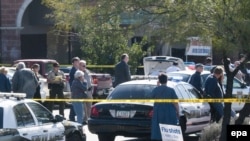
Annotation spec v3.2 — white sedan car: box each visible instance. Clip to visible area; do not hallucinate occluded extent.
[167,70,250,112]
[0,93,86,141]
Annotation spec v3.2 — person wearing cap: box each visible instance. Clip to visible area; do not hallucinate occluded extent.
[47,62,66,116]
[189,63,204,94]
[0,66,11,92]
[71,70,87,124]
[166,62,180,73]
[12,62,39,98]
[69,56,80,121]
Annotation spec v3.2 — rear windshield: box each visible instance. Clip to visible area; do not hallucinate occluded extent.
[108,84,156,99]
[0,108,3,128]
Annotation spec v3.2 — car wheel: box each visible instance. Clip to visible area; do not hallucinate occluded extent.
[98,134,115,141]
[66,132,83,141]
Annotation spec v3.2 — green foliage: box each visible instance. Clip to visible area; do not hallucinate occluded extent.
[42,0,250,66]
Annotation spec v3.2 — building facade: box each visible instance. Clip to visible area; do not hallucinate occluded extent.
[0,0,81,64]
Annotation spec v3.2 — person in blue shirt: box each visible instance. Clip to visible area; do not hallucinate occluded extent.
[151,73,179,141]
[0,67,11,92]
[189,63,204,94]
[69,57,80,121]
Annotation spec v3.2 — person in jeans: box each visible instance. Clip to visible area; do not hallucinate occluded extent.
[69,57,80,121]
[71,70,87,124]
[78,60,93,123]
[47,62,66,116]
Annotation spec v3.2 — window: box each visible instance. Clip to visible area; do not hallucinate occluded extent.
[108,84,156,99]
[27,102,54,124]
[176,85,189,99]
[223,75,242,88]
[13,104,35,127]
[183,84,200,99]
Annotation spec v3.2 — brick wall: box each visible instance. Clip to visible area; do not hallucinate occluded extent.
[0,0,25,63]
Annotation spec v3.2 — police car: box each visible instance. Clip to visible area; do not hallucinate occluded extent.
[0,93,85,141]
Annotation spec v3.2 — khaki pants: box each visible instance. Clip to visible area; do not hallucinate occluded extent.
[84,91,93,121]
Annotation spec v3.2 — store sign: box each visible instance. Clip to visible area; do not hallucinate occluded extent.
[186,37,212,56]
[185,45,212,56]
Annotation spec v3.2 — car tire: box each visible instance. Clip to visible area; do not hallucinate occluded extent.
[98,134,115,141]
[66,132,83,141]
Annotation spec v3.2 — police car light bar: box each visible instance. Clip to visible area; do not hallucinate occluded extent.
[0,93,26,98]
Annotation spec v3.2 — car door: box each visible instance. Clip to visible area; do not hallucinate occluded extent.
[13,103,44,140]
[222,76,249,111]
[26,102,65,141]
[181,84,210,133]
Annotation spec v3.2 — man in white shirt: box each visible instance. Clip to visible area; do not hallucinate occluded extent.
[166,62,180,73]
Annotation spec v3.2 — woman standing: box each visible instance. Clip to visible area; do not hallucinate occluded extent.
[32,64,42,103]
[0,67,11,92]
[151,73,179,141]
[71,70,87,124]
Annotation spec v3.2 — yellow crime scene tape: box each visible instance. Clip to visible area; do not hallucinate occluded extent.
[33,98,250,103]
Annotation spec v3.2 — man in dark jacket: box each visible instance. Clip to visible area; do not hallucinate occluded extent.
[114,53,131,87]
[189,63,204,94]
[204,66,224,122]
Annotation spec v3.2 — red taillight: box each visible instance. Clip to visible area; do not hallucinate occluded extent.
[91,106,99,117]
[148,109,153,118]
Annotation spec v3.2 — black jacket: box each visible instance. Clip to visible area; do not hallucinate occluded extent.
[114,61,131,87]
[189,71,203,94]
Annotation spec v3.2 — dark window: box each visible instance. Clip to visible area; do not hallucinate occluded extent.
[0,108,3,128]
[13,104,35,127]
[108,84,156,99]
[27,102,54,124]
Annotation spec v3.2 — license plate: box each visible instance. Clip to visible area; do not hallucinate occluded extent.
[116,111,130,118]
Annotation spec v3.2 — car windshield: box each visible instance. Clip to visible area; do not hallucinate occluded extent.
[108,84,156,99]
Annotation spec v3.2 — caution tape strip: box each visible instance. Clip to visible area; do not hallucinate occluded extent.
[34,98,250,103]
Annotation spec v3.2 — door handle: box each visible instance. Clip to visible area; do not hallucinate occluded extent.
[43,130,48,133]
[23,133,28,136]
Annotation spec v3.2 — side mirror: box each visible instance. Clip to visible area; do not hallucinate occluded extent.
[52,115,64,122]
[241,82,247,88]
